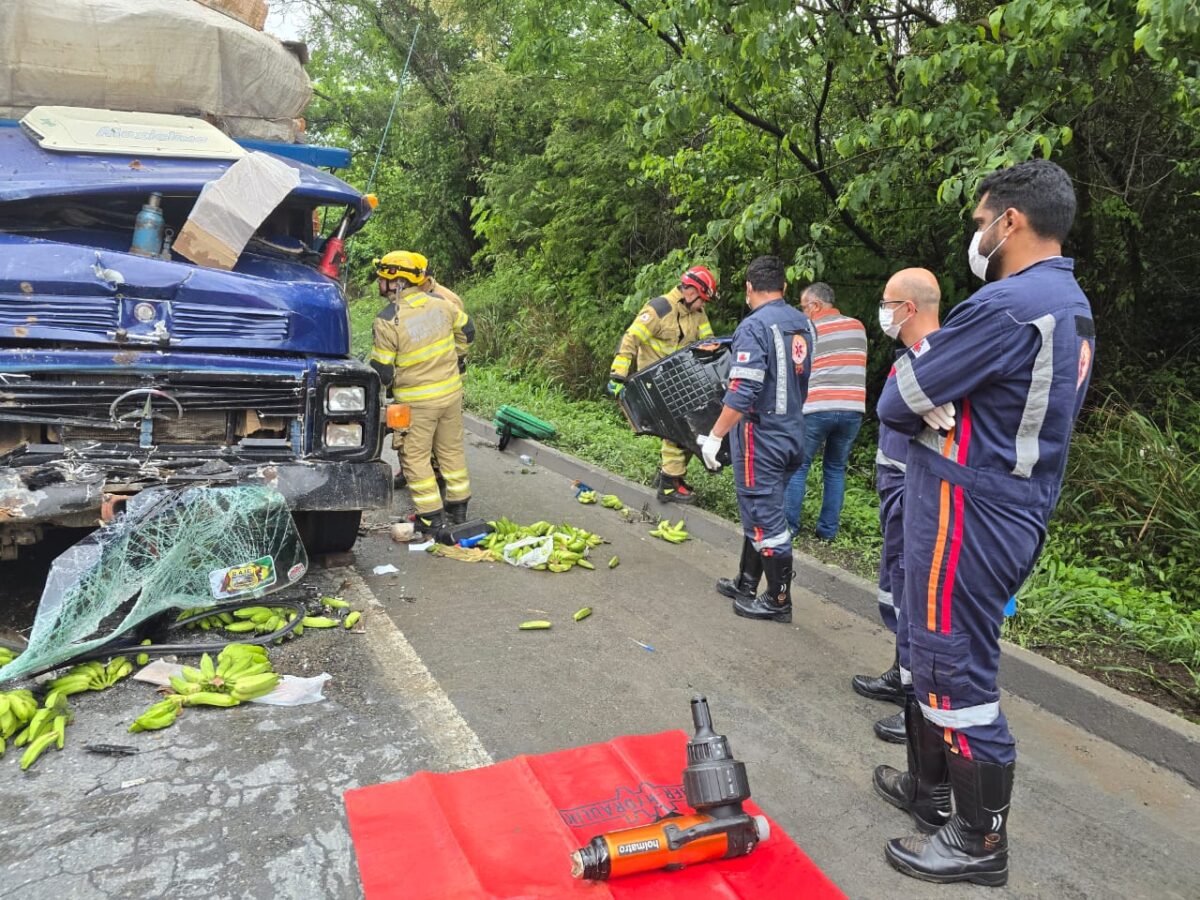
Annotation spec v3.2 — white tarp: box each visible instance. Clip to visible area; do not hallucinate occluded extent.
[0,0,311,142]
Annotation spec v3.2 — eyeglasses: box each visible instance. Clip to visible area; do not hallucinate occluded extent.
[879,298,908,309]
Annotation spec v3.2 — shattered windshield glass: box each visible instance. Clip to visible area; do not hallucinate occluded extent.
[0,485,306,683]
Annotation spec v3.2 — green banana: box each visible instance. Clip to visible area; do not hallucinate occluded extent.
[301,616,339,628]
[182,692,240,708]
[224,620,257,633]
[129,698,181,733]
[228,673,279,701]
[20,731,57,770]
[573,607,592,622]
[518,620,552,630]
[320,596,350,609]
[608,556,620,569]
[344,611,362,629]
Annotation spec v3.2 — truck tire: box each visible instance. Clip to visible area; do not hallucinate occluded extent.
[293,511,362,556]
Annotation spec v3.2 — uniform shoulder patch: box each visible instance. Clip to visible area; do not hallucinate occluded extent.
[375,303,397,321]
[911,336,931,358]
[647,295,672,317]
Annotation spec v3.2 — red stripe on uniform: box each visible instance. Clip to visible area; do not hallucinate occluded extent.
[958,733,973,759]
[744,422,755,487]
[939,399,973,634]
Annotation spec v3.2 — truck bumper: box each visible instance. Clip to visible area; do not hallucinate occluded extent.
[0,458,393,529]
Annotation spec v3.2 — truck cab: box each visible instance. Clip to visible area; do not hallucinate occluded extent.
[0,109,390,559]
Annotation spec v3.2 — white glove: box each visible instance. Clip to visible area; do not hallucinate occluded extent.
[923,402,956,432]
[697,434,722,472]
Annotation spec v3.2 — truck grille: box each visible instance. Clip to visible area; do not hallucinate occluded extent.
[0,293,120,331]
[172,303,290,341]
[0,372,305,439]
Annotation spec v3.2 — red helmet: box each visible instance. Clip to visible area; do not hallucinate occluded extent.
[681,265,717,301]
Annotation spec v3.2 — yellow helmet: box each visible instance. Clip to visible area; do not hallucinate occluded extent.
[373,250,428,284]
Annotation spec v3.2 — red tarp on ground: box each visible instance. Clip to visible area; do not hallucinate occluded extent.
[344,729,846,899]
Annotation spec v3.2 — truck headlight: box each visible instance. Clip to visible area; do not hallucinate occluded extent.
[325,422,363,447]
[326,384,366,413]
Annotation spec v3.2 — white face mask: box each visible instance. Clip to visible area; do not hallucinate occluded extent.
[878,304,910,339]
[968,212,1008,281]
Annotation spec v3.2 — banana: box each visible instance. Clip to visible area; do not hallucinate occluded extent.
[573,607,592,622]
[608,556,620,569]
[344,611,362,629]
[129,698,181,733]
[577,559,595,570]
[137,653,150,666]
[228,673,279,701]
[53,715,66,750]
[320,596,350,609]
[169,676,201,695]
[20,731,57,770]
[224,621,257,633]
[180,665,205,684]
[182,692,240,708]
[234,606,271,619]
[301,616,338,628]
[519,620,552,630]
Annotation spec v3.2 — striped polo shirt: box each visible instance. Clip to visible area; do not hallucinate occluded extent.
[804,306,868,414]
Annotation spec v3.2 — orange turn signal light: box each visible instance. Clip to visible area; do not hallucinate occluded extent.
[386,403,411,429]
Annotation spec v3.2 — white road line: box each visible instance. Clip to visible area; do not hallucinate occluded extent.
[336,567,493,771]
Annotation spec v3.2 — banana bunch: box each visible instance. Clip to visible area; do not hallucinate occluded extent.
[12,692,71,770]
[223,605,307,643]
[599,494,626,511]
[576,490,598,504]
[0,689,38,748]
[47,657,133,696]
[129,697,184,733]
[176,606,231,631]
[0,646,19,668]
[481,519,607,574]
[649,519,690,544]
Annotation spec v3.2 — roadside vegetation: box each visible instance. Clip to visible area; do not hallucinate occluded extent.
[327,0,1200,721]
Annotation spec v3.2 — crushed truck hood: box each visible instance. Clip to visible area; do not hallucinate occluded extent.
[0,233,351,357]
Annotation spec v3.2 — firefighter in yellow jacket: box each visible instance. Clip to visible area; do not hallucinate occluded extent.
[370,251,475,535]
[608,265,717,503]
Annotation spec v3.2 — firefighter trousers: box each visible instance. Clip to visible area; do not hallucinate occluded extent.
[401,391,470,514]
[901,444,1052,765]
[660,439,690,478]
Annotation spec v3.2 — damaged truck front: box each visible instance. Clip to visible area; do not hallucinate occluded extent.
[0,115,390,560]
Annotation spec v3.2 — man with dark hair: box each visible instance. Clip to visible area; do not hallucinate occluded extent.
[700,256,814,623]
[784,281,868,539]
[874,159,1094,886]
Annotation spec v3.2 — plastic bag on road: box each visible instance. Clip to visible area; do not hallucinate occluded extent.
[501,535,554,569]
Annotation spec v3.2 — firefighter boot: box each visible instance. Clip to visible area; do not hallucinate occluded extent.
[445,499,469,526]
[851,650,906,705]
[885,752,1014,887]
[732,553,793,623]
[873,699,952,833]
[654,470,696,504]
[415,509,445,539]
[716,537,763,602]
[874,710,907,744]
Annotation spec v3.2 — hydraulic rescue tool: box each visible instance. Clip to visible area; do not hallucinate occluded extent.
[570,695,769,881]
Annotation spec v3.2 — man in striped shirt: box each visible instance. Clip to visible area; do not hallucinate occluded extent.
[783,283,868,539]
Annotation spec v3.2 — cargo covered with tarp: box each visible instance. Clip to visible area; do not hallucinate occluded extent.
[0,0,310,142]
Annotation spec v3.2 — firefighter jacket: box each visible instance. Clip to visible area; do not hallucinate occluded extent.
[423,277,468,358]
[370,284,474,405]
[610,287,714,380]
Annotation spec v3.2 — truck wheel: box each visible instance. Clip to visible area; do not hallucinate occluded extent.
[293,511,362,556]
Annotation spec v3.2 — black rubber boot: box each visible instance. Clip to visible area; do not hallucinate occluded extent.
[873,699,952,833]
[851,650,906,705]
[445,499,469,526]
[733,553,793,623]
[415,509,445,539]
[716,538,763,602]
[885,753,1014,887]
[655,470,696,504]
[874,710,906,744]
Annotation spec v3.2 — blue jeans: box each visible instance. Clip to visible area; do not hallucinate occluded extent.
[784,411,863,539]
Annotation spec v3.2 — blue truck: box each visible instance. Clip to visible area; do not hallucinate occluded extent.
[0,112,390,559]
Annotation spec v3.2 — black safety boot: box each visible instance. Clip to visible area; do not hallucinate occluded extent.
[874,710,906,744]
[445,499,469,526]
[733,553,793,623]
[415,509,445,539]
[393,469,407,489]
[655,470,696,504]
[851,650,906,705]
[873,699,952,833]
[716,538,763,602]
[885,752,1014,887]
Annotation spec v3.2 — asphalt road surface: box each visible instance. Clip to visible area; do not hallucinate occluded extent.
[1,433,1197,899]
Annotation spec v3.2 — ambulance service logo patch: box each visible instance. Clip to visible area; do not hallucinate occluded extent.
[912,337,931,358]
[736,351,751,363]
[791,334,808,368]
